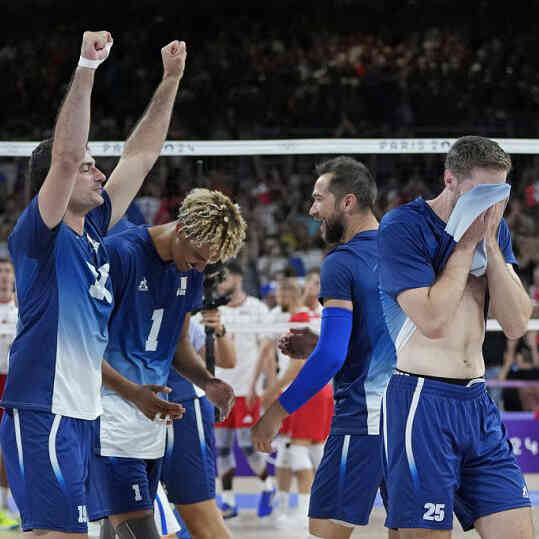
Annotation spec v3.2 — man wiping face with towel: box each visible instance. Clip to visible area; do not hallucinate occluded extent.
[377,136,534,538]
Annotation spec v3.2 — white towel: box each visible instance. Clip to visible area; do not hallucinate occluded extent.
[445,183,511,276]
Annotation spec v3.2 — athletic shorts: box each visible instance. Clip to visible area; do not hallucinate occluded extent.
[309,434,385,526]
[89,453,162,520]
[154,482,181,536]
[286,383,334,442]
[162,396,216,505]
[382,373,531,531]
[215,396,260,429]
[0,409,94,533]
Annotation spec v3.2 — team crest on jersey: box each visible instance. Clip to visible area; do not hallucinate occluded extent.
[177,276,188,296]
[86,233,100,255]
[138,277,149,292]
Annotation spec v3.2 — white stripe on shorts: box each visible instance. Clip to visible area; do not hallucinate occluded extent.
[405,377,424,480]
[382,383,389,463]
[48,415,63,483]
[194,398,206,445]
[13,409,24,476]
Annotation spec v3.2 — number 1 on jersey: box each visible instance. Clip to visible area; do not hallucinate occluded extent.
[145,308,164,351]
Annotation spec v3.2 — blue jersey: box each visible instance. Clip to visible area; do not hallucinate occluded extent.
[378,198,517,351]
[104,225,203,387]
[98,225,203,458]
[167,318,206,402]
[320,230,396,436]
[1,194,113,420]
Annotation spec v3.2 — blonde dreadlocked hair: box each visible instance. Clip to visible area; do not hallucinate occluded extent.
[177,188,247,263]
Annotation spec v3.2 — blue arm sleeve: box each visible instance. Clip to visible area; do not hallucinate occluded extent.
[278,307,353,414]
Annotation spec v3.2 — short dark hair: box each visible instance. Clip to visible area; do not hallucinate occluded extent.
[315,156,377,211]
[225,260,244,276]
[445,136,512,181]
[28,139,54,197]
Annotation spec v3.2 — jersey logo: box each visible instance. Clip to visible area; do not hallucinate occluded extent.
[86,233,100,255]
[87,263,112,304]
[138,277,149,292]
[177,276,188,296]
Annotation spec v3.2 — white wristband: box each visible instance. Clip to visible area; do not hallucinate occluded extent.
[78,41,113,70]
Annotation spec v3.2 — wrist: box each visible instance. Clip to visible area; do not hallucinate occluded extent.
[215,326,226,338]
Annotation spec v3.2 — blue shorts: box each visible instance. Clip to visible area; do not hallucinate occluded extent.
[89,454,162,520]
[309,434,385,526]
[0,409,94,533]
[382,373,531,531]
[161,396,216,505]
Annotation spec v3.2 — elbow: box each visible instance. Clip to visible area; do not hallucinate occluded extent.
[417,319,449,340]
[503,318,530,341]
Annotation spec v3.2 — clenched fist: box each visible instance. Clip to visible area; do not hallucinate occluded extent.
[161,40,187,80]
[81,30,113,63]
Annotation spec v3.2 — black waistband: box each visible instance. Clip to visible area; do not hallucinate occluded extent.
[396,369,485,386]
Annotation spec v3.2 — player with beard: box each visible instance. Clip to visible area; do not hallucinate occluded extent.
[252,156,397,539]
[208,261,276,519]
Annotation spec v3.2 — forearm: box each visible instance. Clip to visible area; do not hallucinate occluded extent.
[486,243,532,339]
[174,338,214,391]
[102,360,138,401]
[406,244,475,338]
[122,75,180,164]
[215,335,236,368]
[52,67,94,166]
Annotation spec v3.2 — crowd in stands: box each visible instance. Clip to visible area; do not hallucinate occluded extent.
[0,2,538,410]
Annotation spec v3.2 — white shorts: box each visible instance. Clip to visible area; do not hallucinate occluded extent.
[154,482,181,535]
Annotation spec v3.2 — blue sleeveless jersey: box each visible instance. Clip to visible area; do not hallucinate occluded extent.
[320,230,396,435]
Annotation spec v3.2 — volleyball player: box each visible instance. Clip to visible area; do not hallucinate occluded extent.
[0,31,186,537]
[252,156,397,539]
[92,189,244,539]
[378,136,533,538]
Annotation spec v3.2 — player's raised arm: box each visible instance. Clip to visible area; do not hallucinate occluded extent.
[483,204,532,339]
[105,40,187,228]
[38,30,112,229]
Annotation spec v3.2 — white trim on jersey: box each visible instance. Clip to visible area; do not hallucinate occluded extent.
[365,394,382,435]
[13,409,24,476]
[405,378,424,481]
[395,316,417,353]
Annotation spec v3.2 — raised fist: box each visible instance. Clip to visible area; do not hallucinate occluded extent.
[161,40,187,79]
[81,30,113,63]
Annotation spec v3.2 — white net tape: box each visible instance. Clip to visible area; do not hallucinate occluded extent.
[223,319,539,335]
[3,138,539,156]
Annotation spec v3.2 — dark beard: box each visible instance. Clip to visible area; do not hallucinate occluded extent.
[324,216,345,244]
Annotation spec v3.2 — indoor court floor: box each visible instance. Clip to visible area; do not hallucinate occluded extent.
[5,476,539,538]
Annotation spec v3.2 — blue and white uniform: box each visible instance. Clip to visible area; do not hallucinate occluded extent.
[162,319,217,505]
[378,197,531,531]
[279,231,396,526]
[0,193,113,533]
[90,225,203,519]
